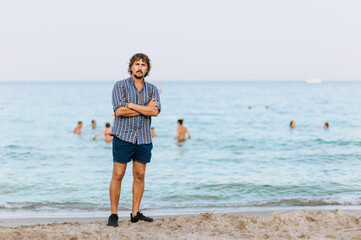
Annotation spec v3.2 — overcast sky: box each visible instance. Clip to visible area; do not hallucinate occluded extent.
[1,0,361,82]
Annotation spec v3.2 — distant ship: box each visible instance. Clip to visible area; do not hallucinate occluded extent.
[306,78,322,84]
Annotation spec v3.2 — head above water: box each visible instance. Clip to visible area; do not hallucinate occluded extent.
[324,122,329,129]
[290,120,295,129]
[128,53,151,78]
[178,119,183,125]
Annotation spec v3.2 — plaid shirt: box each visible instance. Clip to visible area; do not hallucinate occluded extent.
[111,77,161,144]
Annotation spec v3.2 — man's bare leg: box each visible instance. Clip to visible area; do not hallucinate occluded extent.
[109,162,127,214]
[132,161,146,217]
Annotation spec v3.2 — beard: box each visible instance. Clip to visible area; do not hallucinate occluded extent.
[133,71,145,79]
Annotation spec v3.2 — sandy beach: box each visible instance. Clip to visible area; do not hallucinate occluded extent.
[1,209,361,240]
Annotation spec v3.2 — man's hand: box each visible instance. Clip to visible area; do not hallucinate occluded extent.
[147,98,159,108]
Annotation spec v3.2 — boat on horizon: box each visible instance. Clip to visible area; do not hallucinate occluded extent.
[306,78,322,84]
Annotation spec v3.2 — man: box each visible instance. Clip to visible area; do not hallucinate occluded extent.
[92,122,113,143]
[91,120,97,129]
[107,53,161,227]
[174,119,191,142]
[73,121,83,134]
[290,120,296,129]
[150,127,157,137]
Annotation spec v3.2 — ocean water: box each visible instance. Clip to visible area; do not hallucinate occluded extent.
[1,81,361,217]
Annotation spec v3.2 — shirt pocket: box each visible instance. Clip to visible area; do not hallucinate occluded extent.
[140,89,152,106]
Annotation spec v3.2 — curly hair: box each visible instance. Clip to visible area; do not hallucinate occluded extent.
[128,53,151,78]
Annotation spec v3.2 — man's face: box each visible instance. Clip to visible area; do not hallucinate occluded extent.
[131,59,148,80]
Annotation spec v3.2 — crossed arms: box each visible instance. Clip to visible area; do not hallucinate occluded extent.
[114,98,159,117]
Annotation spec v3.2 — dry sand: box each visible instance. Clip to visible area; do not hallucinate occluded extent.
[1,209,361,240]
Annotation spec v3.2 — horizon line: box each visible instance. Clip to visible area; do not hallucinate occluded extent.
[0,79,360,83]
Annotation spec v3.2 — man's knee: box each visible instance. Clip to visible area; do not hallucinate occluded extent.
[112,171,125,182]
[112,162,127,182]
[133,171,145,181]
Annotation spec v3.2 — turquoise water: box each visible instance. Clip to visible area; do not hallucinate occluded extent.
[1,81,361,217]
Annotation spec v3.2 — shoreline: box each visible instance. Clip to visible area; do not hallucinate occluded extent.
[0,209,361,240]
[1,206,361,227]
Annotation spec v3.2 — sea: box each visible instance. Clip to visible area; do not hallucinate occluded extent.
[1,81,361,218]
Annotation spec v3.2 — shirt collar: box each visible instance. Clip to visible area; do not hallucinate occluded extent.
[128,76,147,91]
[128,76,135,85]
[128,76,147,84]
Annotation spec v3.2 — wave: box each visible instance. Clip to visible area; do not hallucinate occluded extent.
[0,201,114,212]
[2,196,361,213]
[314,138,361,146]
[252,197,361,207]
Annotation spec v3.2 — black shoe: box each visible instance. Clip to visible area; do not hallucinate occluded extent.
[130,211,153,223]
[107,213,119,227]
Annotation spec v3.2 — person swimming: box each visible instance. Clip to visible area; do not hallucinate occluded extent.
[174,119,191,142]
[290,120,296,129]
[74,121,83,134]
[93,122,113,143]
[151,127,157,137]
[91,120,97,129]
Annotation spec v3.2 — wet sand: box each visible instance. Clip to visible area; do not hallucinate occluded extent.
[1,209,361,240]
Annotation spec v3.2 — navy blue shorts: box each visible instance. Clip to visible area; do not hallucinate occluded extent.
[112,137,153,164]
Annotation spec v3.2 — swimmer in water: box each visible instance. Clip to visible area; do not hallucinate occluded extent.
[93,122,113,143]
[151,127,157,137]
[290,120,296,129]
[91,120,97,129]
[174,119,191,142]
[74,121,83,135]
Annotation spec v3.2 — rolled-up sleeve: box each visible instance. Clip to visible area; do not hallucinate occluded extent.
[112,81,126,112]
[152,86,161,113]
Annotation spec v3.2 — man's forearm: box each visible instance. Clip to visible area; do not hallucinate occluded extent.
[127,103,159,117]
[115,107,140,117]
